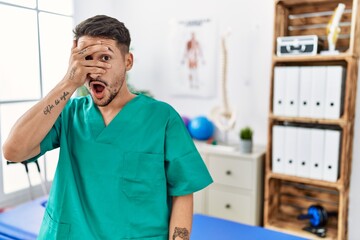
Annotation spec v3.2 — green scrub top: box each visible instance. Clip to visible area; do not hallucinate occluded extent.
[28,94,213,240]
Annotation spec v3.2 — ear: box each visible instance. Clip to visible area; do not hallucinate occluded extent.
[125,52,133,71]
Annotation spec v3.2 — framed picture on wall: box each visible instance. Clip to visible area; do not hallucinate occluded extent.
[169,18,217,97]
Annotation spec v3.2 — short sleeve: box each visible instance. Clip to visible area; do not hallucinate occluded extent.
[25,114,62,163]
[165,109,213,196]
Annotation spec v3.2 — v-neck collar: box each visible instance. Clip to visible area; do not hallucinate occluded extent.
[86,94,143,143]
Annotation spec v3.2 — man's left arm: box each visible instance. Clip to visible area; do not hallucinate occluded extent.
[169,194,193,240]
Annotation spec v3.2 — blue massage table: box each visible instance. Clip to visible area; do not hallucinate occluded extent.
[0,196,47,240]
[191,214,309,240]
[0,197,308,240]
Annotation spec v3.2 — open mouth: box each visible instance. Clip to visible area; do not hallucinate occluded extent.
[89,80,107,99]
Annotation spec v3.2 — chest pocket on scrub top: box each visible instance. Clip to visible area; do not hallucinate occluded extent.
[121,152,166,198]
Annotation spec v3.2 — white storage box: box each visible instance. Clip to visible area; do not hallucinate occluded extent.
[277,35,322,56]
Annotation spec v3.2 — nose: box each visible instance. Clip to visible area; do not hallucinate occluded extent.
[88,74,102,81]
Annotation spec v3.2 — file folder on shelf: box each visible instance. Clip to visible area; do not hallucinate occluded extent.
[324,66,345,119]
[273,67,286,116]
[310,67,326,118]
[284,126,297,176]
[323,130,341,182]
[296,127,311,178]
[310,128,325,180]
[298,67,312,118]
[284,67,300,117]
[272,125,286,174]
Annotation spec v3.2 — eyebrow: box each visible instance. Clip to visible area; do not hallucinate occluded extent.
[107,47,114,53]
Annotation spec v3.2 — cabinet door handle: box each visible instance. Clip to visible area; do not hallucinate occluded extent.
[226,170,232,175]
[225,204,231,209]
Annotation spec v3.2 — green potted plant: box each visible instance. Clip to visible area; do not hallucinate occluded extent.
[239,126,253,153]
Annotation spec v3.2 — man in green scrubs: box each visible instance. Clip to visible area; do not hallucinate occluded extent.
[3,15,212,240]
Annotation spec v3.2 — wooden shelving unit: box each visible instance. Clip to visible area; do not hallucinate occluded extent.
[264,0,360,239]
[273,53,355,63]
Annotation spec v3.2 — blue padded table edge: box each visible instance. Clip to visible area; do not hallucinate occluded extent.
[191,214,309,240]
[0,196,47,240]
[0,222,35,240]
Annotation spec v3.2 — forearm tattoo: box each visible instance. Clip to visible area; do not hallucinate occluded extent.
[172,227,190,240]
[43,91,70,115]
[69,67,76,81]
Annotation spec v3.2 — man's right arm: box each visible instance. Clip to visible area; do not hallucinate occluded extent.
[2,80,78,162]
[2,40,111,162]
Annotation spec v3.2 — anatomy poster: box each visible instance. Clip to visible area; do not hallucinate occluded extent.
[169,18,217,97]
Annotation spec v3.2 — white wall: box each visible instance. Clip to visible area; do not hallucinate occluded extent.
[113,0,274,146]
[74,1,360,238]
[73,0,116,26]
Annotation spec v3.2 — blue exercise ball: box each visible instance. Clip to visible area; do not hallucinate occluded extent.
[188,116,214,140]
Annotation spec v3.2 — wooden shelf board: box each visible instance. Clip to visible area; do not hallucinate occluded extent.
[273,53,355,63]
[267,172,341,190]
[269,114,348,127]
[276,0,353,8]
[265,217,337,240]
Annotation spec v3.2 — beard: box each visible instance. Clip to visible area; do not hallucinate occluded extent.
[88,76,125,107]
[95,88,119,107]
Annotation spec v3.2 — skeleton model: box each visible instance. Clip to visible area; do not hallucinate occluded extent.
[211,30,236,142]
[326,3,345,53]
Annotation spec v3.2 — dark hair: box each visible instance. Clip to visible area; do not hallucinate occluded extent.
[73,15,131,53]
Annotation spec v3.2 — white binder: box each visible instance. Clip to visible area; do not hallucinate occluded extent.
[323,130,341,182]
[310,128,325,180]
[284,67,300,117]
[310,67,326,118]
[272,125,285,174]
[299,67,313,118]
[284,126,298,175]
[296,127,311,178]
[273,67,286,116]
[324,66,344,119]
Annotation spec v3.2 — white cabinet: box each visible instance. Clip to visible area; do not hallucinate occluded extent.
[195,143,265,226]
